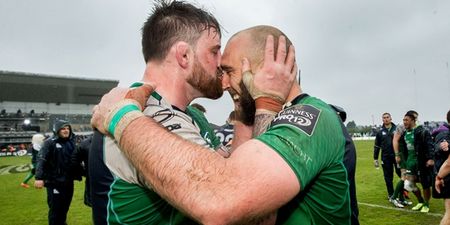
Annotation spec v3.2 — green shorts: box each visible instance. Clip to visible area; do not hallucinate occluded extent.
[405,160,418,176]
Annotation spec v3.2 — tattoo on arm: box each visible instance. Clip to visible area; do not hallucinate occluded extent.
[253,113,275,137]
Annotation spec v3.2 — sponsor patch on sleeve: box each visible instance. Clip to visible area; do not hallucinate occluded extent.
[270,104,321,136]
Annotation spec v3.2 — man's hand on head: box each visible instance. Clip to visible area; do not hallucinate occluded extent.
[241,35,297,104]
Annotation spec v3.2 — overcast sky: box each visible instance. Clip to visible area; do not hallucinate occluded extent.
[1,0,449,126]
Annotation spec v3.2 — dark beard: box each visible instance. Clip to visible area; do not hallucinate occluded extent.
[187,59,223,99]
[238,81,256,126]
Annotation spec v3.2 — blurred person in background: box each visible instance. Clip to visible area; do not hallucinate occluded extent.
[434,110,450,224]
[35,120,77,225]
[398,111,434,213]
[20,133,46,188]
[373,113,402,205]
[71,135,92,207]
[215,110,237,147]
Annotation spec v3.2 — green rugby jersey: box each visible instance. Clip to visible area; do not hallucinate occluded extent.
[405,128,417,171]
[105,92,219,225]
[256,94,351,225]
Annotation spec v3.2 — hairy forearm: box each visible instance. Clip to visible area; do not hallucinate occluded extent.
[119,117,278,224]
[120,117,223,221]
[118,116,286,224]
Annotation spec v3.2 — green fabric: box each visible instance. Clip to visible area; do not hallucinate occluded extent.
[186,106,221,149]
[108,179,197,225]
[22,172,34,183]
[256,95,350,225]
[405,129,417,173]
[393,180,404,200]
[22,162,36,183]
[130,82,143,88]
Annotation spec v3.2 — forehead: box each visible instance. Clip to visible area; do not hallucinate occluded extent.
[222,35,248,66]
[196,28,221,47]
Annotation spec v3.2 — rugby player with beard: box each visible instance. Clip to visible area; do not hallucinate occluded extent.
[89,1,231,224]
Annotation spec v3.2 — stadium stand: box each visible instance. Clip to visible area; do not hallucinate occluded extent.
[0,70,118,152]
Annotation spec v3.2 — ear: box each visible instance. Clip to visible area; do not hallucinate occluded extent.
[175,41,192,69]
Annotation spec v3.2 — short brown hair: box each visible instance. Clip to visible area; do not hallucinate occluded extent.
[141,0,221,62]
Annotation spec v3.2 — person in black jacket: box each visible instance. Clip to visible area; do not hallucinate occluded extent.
[373,113,401,202]
[88,131,114,225]
[71,135,92,207]
[35,120,77,225]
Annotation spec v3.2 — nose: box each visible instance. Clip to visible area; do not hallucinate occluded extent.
[217,52,222,68]
[221,74,230,90]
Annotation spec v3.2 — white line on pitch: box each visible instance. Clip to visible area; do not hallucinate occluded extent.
[358,202,443,217]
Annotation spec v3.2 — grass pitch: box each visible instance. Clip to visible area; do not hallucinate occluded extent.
[0,140,445,224]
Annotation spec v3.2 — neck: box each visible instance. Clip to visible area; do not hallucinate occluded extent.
[142,62,194,110]
[385,123,392,129]
[407,124,416,131]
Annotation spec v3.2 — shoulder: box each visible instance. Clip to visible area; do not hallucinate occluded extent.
[144,98,209,147]
[395,124,405,135]
[269,96,340,137]
[43,137,56,147]
[415,126,427,134]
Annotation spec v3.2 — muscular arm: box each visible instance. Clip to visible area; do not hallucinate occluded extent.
[119,117,299,224]
[436,146,450,193]
[393,132,401,163]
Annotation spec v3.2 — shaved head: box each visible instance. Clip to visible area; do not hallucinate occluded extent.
[230,25,293,70]
[221,25,295,125]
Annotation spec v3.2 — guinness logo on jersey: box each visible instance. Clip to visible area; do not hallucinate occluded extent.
[271,104,321,136]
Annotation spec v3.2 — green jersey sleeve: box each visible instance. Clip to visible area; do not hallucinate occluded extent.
[256,96,351,225]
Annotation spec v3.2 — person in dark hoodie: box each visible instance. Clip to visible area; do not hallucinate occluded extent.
[35,120,76,225]
[432,110,450,190]
[433,110,450,224]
